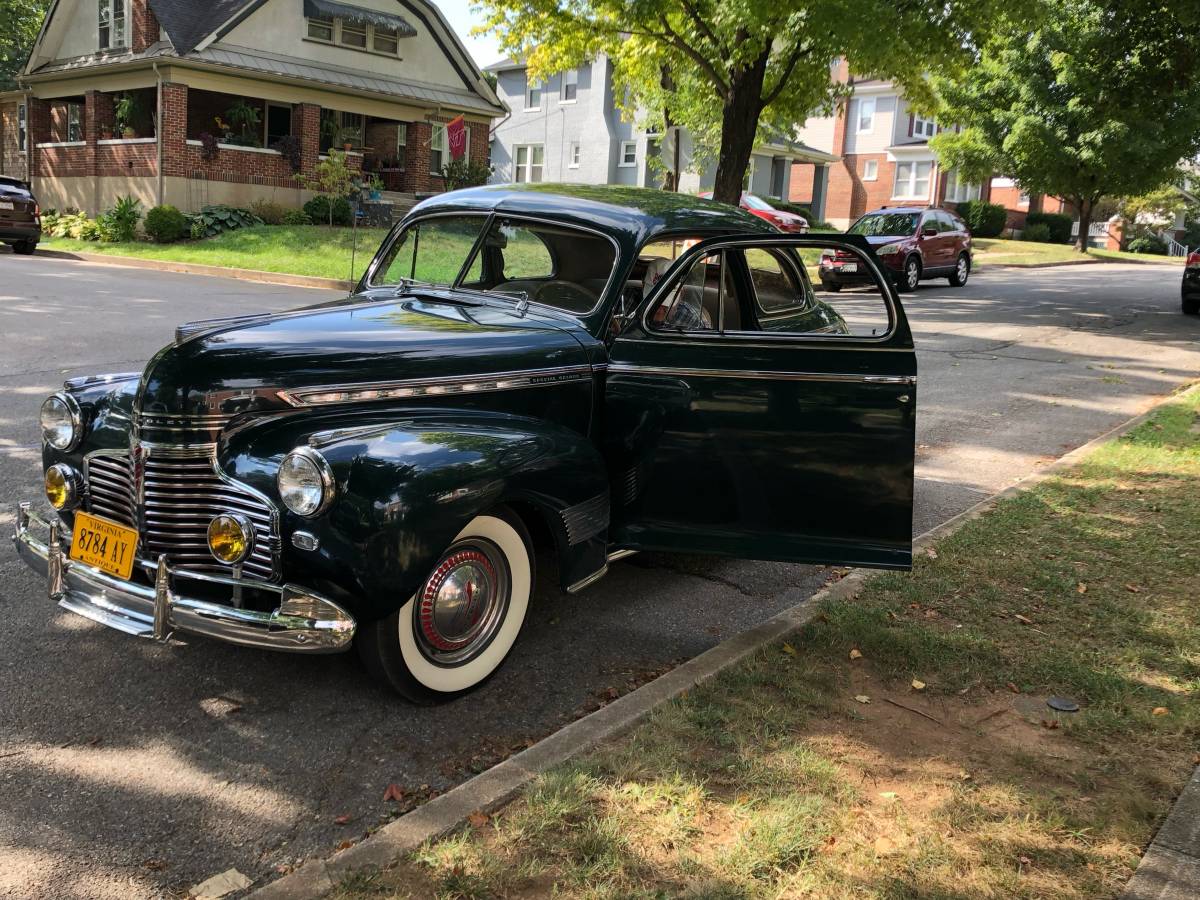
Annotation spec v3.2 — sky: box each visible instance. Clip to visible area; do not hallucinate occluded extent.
[436,0,505,69]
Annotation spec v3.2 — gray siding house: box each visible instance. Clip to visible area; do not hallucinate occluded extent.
[486,55,837,199]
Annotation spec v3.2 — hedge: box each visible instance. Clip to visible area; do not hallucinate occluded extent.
[955,200,1007,237]
[1024,211,1073,244]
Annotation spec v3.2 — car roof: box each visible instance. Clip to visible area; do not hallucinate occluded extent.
[863,206,957,216]
[411,184,775,245]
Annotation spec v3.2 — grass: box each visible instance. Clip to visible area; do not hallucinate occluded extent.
[41,225,390,281]
[974,238,1186,268]
[331,387,1200,899]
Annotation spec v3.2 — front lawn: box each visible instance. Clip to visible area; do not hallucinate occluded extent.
[41,225,391,282]
[974,238,1187,267]
[334,387,1200,899]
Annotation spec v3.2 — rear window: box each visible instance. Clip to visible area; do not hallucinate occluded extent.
[0,177,30,196]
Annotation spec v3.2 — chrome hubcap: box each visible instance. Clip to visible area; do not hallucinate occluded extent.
[957,258,969,280]
[415,540,509,664]
[907,262,919,288]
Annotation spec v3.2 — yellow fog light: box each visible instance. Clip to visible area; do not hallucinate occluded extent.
[44,464,81,511]
[207,513,256,565]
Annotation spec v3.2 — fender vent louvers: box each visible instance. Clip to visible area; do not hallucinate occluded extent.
[560,493,610,545]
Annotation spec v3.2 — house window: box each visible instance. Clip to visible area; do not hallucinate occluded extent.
[568,141,581,168]
[341,112,364,148]
[67,103,83,143]
[98,0,127,50]
[912,114,936,138]
[307,15,334,41]
[862,159,878,181]
[893,160,932,199]
[373,25,399,54]
[17,103,26,153]
[944,170,981,203]
[265,104,293,147]
[857,97,875,133]
[618,140,636,167]
[340,21,368,48]
[561,69,578,103]
[430,123,470,172]
[525,78,542,110]
[396,122,407,162]
[514,144,544,182]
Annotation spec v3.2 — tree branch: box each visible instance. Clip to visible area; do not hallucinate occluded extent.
[763,41,813,105]
[657,14,729,95]
[678,0,726,58]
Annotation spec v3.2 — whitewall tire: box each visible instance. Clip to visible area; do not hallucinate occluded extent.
[357,508,533,702]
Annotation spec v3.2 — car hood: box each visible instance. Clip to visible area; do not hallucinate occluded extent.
[136,292,593,422]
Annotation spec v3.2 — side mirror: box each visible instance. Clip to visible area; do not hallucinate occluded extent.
[921,226,938,238]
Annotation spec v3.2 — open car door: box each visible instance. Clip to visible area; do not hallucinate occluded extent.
[604,233,916,570]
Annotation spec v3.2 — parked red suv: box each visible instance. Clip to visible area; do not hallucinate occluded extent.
[699,191,809,233]
[820,206,972,292]
[0,176,41,255]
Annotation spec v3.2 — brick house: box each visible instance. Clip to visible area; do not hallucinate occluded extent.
[789,65,1065,229]
[0,0,503,215]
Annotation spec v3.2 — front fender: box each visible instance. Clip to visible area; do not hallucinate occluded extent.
[221,409,609,623]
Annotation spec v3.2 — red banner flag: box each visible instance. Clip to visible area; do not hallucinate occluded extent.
[446,115,467,161]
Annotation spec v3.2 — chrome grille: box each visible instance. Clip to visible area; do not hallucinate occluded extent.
[84,445,279,581]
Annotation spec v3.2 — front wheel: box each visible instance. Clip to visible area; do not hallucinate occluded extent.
[948,253,970,287]
[1184,295,1200,316]
[357,508,533,702]
[897,256,921,292]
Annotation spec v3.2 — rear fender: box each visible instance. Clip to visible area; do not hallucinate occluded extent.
[221,410,609,623]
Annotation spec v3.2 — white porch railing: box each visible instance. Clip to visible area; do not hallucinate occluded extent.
[1166,236,1190,257]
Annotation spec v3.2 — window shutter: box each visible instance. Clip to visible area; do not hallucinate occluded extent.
[908,114,914,137]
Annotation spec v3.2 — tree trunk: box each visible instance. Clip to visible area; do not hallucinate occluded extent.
[710,52,769,205]
[1074,196,1093,254]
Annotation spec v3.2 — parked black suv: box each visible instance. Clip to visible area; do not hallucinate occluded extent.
[0,176,41,255]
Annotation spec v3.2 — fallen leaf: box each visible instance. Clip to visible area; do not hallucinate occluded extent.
[854,695,871,704]
[189,869,251,900]
[467,810,489,828]
[1007,682,1021,694]
[334,815,351,826]
[781,642,797,657]
[1077,583,1088,594]
[925,547,939,559]
[1153,707,1171,717]
[1014,614,1033,625]
[1019,855,1032,868]
[336,840,354,851]
[141,859,167,871]
[1041,719,1060,729]
[1125,584,1142,593]
[382,783,406,803]
[849,648,863,660]
[911,679,926,691]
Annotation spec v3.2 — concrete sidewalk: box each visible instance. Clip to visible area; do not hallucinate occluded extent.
[1122,767,1200,899]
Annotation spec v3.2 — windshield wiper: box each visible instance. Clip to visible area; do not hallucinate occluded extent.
[391,277,438,297]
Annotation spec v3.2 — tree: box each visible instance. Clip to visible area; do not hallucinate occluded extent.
[476,0,1022,204]
[0,0,48,90]
[931,0,1200,252]
[296,150,355,226]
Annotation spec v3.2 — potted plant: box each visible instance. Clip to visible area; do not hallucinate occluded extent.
[366,173,384,201]
[114,92,145,139]
[336,126,358,153]
[224,100,263,147]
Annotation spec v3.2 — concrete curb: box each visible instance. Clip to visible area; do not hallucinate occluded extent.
[978,257,1183,270]
[33,249,354,292]
[247,381,1199,900]
[1121,765,1200,897]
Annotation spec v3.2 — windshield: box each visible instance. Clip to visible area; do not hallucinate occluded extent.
[370,214,618,314]
[849,212,920,237]
[741,193,775,211]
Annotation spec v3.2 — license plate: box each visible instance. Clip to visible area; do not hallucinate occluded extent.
[70,512,138,580]
[837,263,858,273]
[0,202,12,211]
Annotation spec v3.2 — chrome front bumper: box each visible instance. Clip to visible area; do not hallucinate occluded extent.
[13,503,355,653]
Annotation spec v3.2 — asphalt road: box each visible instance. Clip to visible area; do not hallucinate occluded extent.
[1,254,1197,899]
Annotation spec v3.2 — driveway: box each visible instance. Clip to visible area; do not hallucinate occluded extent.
[1,256,1197,898]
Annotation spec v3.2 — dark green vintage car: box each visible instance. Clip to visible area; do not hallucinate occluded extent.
[15,185,916,701]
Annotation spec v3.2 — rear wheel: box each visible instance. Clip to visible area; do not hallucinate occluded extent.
[1184,295,1200,316]
[819,278,842,293]
[897,256,921,292]
[948,253,970,287]
[11,240,36,255]
[357,508,533,703]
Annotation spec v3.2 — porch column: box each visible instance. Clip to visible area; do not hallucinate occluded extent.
[26,97,50,190]
[405,120,432,194]
[158,82,187,180]
[810,164,829,221]
[294,103,321,175]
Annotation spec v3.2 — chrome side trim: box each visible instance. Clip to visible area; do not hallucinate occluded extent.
[606,548,638,563]
[278,364,595,407]
[606,364,917,386]
[14,504,354,653]
[64,372,141,391]
[566,564,608,594]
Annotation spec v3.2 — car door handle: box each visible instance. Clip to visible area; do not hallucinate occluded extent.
[863,375,917,386]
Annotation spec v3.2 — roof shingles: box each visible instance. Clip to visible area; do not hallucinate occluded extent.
[149,0,257,54]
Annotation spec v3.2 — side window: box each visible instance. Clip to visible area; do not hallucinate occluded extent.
[745,248,812,317]
[648,252,739,333]
[494,222,554,280]
[937,212,957,233]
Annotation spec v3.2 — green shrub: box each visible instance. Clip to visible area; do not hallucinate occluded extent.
[955,200,1007,237]
[144,204,190,243]
[188,205,263,239]
[438,158,494,192]
[1126,234,1168,255]
[302,195,352,226]
[767,199,814,220]
[1021,222,1052,243]
[1024,211,1073,244]
[249,199,294,225]
[281,209,313,225]
[97,195,141,242]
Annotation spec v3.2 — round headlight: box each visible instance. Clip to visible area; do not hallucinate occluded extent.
[40,392,82,450]
[208,513,256,565]
[44,464,81,511]
[278,447,334,517]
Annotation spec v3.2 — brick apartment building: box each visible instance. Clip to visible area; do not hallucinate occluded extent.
[0,0,503,215]
[789,64,1064,229]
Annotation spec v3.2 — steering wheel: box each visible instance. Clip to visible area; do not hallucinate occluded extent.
[530,280,595,311]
